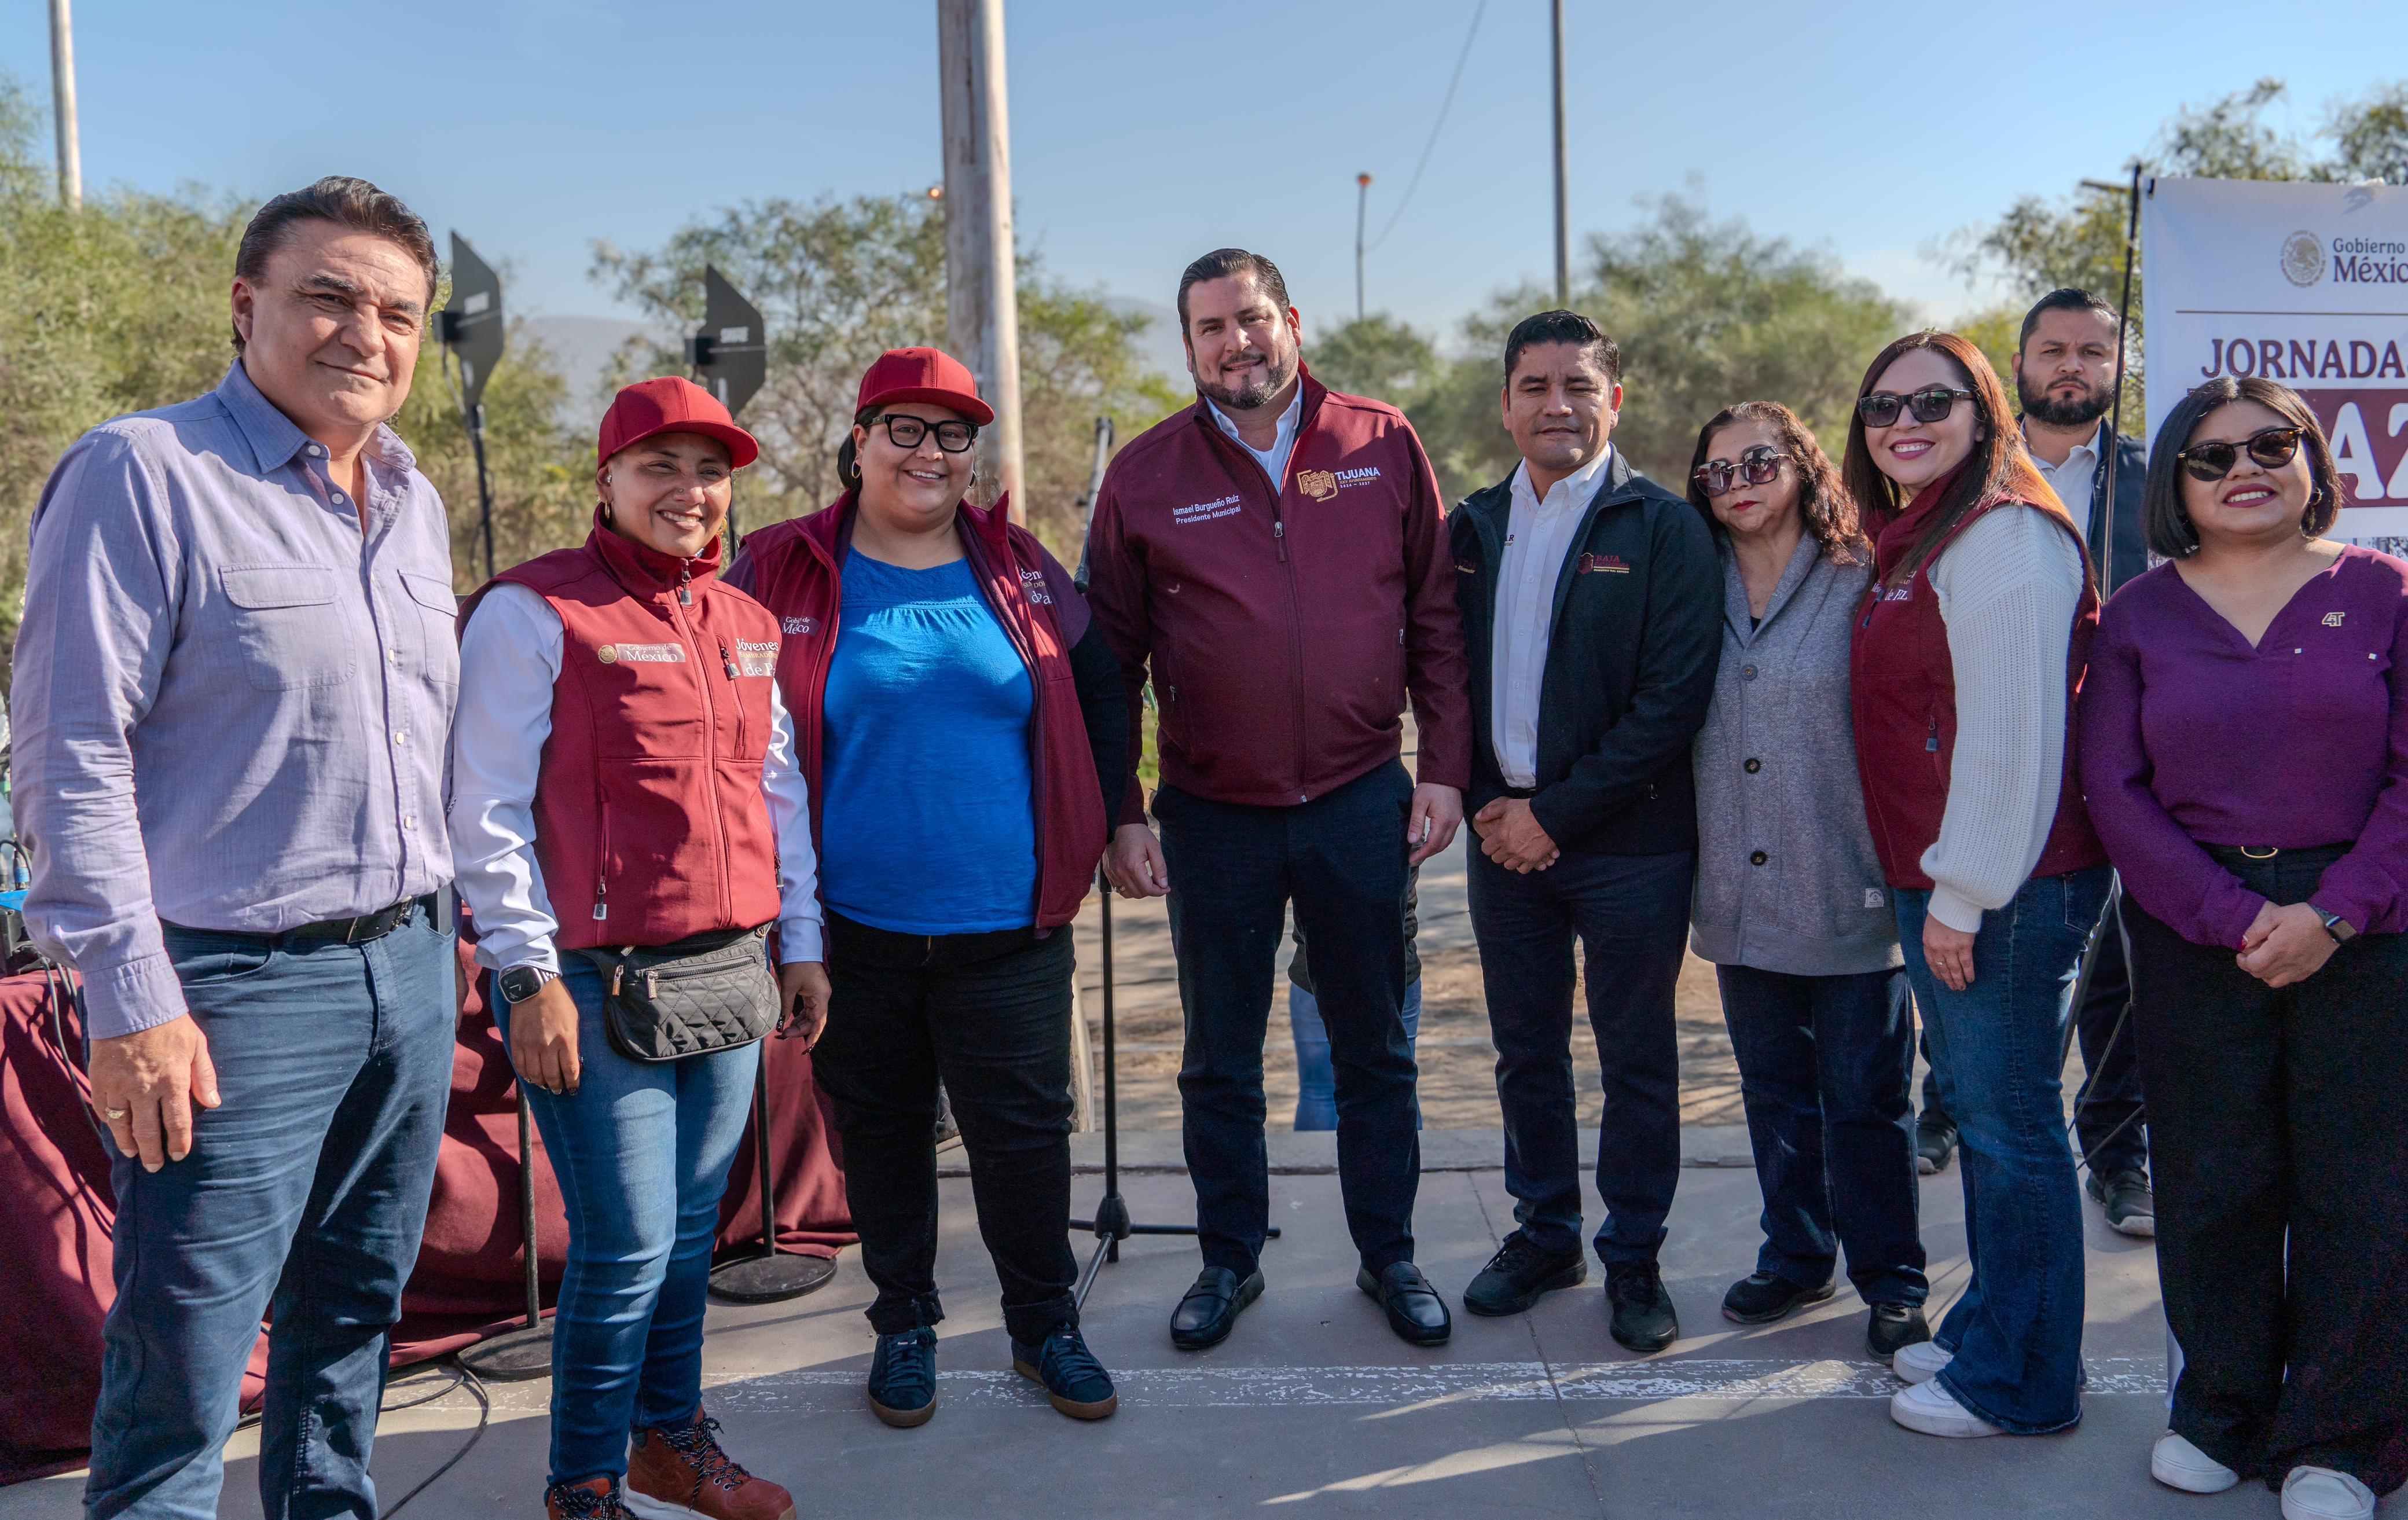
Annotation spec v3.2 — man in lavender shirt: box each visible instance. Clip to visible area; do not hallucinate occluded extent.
[12,178,458,1519]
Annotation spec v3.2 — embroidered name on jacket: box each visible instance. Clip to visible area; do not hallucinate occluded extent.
[1019,568,1055,605]
[597,642,685,664]
[783,615,818,636]
[736,639,779,676]
[1174,494,1242,524]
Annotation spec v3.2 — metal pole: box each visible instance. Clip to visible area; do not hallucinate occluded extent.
[47,0,79,212]
[938,0,1026,516]
[468,403,495,581]
[1550,0,1569,306]
[515,1092,539,1327]
[2101,164,2142,593]
[1355,174,1372,321]
[751,1065,776,1257]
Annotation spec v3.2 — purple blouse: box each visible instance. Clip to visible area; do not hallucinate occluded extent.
[2079,545,2408,948]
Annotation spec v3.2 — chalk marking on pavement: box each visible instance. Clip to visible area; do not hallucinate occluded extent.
[471,1357,2167,1415]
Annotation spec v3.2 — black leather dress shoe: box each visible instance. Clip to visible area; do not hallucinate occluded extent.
[1358,1261,1451,1346]
[1606,1262,1679,1354]
[1720,1271,1837,1325]
[1169,1266,1263,1350]
[1463,1234,1588,1317]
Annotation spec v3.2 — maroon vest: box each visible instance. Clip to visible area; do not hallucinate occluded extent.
[1849,486,2106,890]
[480,517,784,949]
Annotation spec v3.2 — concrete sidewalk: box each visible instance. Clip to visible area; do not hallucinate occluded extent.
[5,1163,2233,1520]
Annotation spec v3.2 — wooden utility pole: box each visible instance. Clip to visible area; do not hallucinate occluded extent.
[937,0,1025,516]
[49,0,80,212]
[1550,0,1568,305]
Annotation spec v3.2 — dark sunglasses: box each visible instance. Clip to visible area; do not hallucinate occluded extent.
[870,415,979,453]
[2175,425,2304,482]
[1692,446,1787,497]
[1855,387,1975,428]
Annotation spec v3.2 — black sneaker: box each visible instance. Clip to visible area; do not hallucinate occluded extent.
[1011,1326,1118,1420]
[867,1326,938,1428]
[1915,1113,1957,1175]
[2087,1167,2156,1238]
[1605,1262,1680,1354]
[1720,1271,1837,1325]
[1867,1303,1931,1360]
[1463,1234,1588,1317]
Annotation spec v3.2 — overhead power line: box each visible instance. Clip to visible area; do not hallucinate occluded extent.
[1365,0,1491,254]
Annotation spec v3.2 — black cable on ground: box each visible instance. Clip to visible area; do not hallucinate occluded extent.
[377,1363,490,1519]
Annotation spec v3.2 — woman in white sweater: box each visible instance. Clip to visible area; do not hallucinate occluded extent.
[1843,332,2113,1442]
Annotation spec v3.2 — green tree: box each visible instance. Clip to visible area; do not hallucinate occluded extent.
[1304,314,1440,407]
[2330,82,2408,184]
[392,321,589,590]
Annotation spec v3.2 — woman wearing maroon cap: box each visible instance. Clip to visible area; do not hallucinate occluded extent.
[450,376,823,1520]
[728,347,1127,1428]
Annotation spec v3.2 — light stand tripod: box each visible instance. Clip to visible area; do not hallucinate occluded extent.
[1067,870,1276,1308]
[456,1082,555,1381]
[709,1063,840,1302]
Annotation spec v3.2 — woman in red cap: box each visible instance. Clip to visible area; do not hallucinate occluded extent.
[729,347,1126,1427]
[450,376,824,1520]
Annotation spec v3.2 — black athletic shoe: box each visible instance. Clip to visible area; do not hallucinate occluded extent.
[1011,1326,1118,1420]
[1719,1271,1837,1325]
[1867,1303,1932,1360]
[1605,1261,1680,1354]
[866,1326,938,1427]
[1169,1266,1263,1350]
[1915,1113,1958,1175]
[1463,1234,1588,1317]
[2087,1167,2156,1238]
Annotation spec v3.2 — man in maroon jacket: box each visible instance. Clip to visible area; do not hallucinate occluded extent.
[1085,248,1472,1350]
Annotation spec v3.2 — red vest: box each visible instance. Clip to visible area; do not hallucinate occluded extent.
[729,492,1108,932]
[479,516,784,949]
[1850,485,2107,890]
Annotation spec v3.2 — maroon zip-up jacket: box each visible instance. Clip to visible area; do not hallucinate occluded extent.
[1084,370,1471,822]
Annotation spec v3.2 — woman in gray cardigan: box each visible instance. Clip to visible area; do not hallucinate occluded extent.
[1684,402,1929,1360]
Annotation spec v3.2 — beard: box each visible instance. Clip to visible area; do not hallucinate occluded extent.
[1195,344,1299,412]
[2018,373,2113,429]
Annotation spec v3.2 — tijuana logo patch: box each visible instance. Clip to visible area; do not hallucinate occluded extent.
[1297,469,1339,501]
[600,642,685,664]
[736,638,779,677]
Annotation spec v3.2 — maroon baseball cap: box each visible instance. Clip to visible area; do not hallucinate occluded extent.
[854,347,995,425]
[597,376,759,469]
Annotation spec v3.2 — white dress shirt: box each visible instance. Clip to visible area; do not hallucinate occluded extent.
[1208,382,1305,491]
[447,582,824,975]
[2027,420,2104,546]
[1491,446,1616,789]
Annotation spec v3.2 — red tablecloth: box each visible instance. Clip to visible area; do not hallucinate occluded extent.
[0,947,853,1486]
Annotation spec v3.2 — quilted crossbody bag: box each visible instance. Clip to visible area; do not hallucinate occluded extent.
[574,925,779,1062]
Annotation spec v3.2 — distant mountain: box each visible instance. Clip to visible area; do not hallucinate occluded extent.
[523,314,677,414]
[1104,296,1187,385]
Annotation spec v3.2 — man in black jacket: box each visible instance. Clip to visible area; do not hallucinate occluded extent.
[1449,311,1720,1352]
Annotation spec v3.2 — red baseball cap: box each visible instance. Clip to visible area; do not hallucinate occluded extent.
[854,347,995,425]
[597,376,759,470]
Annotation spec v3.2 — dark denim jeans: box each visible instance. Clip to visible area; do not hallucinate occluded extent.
[1157,761,1419,1275]
[84,905,454,1520]
[1896,864,2110,1435]
[1717,964,1926,1306]
[812,913,1079,1345]
[1467,846,1692,1266]
[1286,979,1420,1131]
[497,957,758,1487]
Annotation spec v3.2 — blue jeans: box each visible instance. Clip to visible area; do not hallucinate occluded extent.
[1896,865,2111,1435]
[1288,979,1422,1131]
[495,958,759,1486]
[1717,964,1926,1306]
[1468,846,1693,1265]
[84,905,454,1520]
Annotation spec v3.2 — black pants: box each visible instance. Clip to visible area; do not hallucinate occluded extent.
[812,913,1079,1345]
[2125,850,2408,1495]
[1467,845,1692,1266]
[1156,761,1418,1275]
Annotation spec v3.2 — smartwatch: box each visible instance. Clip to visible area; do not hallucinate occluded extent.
[2316,909,2358,946]
[497,965,559,1005]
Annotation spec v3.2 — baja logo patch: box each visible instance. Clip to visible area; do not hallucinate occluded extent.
[1297,469,1338,501]
[782,616,818,636]
[599,642,684,664]
[1577,553,1630,574]
[736,639,779,677]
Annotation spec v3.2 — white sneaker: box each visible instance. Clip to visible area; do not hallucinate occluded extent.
[2152,1432,2238,1493]
[2282,1466,2376,1520]
[1889,1379,2002,1438]
[1892,1338,1952,1384]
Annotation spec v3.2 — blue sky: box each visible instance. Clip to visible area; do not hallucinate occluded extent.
[3,1,2399,346]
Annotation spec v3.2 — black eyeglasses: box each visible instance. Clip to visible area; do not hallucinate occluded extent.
[1855,387,1975,428]
[2176,425,2304,482]
[1692,446,1787,497]
[870,415,979,453]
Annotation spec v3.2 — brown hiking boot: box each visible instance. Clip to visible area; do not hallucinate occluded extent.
[546,1475,631,1518]
[625,1410,794,1520]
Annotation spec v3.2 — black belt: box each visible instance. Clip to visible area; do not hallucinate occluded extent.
[167,895,432,948]
[2203,843,2350,868]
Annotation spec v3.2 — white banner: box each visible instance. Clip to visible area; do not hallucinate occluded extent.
[2142,177,2408,545]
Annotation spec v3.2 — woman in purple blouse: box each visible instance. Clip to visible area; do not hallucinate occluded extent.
[2080,375,2408,1520]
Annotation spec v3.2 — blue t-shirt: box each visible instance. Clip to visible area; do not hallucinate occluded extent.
[819,550,1037,934]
